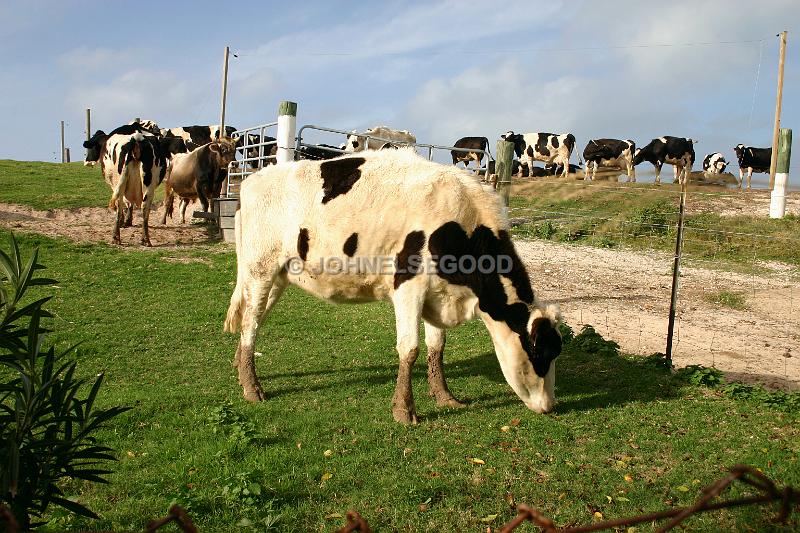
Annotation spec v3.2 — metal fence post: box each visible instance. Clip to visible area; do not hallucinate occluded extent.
[665,181,688,366]
[496,140,514,217]
[276,101,297,164]
[770,128,792,218]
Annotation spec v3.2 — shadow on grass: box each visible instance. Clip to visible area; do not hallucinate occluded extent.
[443,346,678,413]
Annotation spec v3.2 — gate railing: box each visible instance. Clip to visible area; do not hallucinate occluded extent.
[226,121,278,197]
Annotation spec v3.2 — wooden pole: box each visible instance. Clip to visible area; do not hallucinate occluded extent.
[769,31,787,189]
[665,180,688,367]
[276,101,297,164]
[495,140,514,216]
[85,109,91,140]
[65,148,70,163]
[60,120,65,163]
[770,129,792,218]
[219,46,230,137]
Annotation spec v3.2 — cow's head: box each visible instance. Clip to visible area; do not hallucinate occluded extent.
[344,131,364,152]
[632,147,644,165]
[209,138,238,167]
[83,130,108,166]
[734,144,746,164]
[500,131,525,157]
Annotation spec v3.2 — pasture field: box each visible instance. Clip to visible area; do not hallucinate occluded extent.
[0,235,798,531]
[0,161,799,531]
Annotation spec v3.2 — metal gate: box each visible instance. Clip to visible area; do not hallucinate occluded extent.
[225,121,278,197]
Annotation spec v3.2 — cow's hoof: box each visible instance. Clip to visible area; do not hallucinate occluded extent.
[436,396,466,409]
[112,237,121,245]
[141,238,152,247]
[243,388,266,402]
[392,406,419,425]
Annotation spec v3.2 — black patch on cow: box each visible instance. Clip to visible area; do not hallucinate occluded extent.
[111,143,118,164]
[320,157,365,204]
[564,134,575,155]
[535,134,551,157]
[343,233,358,257]
[552,136,559,149]
[530,316,563,377]
[427,222,555,376]
[297,228,310,261]
[83,130,107,163]
[394,231,425,289]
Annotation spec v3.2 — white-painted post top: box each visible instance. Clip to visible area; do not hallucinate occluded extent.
[276,101,297,164]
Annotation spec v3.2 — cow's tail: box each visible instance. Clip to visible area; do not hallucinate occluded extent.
[223,209,245,333]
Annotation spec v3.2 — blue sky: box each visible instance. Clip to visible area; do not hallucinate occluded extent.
[1,0,797,171]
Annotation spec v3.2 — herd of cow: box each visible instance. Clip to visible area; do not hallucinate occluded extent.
[80,118,774,247]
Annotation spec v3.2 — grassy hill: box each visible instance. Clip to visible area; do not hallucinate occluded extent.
[0,160,109,209]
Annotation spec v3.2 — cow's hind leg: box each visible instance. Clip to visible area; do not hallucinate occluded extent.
[232,274,287,369]
[424,321,465,408]
[235,269,286,402]
[123,201,134,227]
[112,199,125,245]
[391,284,425,424]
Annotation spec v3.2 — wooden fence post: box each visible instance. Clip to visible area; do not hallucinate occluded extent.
[665,180,688,367]
[60,120,66,163]
[495,139,514,216]
[276,101,297,164]
[769,31,787,189]
[770,128,792,218]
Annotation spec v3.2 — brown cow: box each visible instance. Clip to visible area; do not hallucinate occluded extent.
[161,138,237,224]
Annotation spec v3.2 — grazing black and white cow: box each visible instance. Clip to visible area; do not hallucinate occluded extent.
[702,152,728,176]
[161,138,237,224]
[734,144,771,190]
[633,136,695,184]
[234,134,278,168]
[224,148,562,423]
[451,136,489,170]
[582,139,636,182]
[345,126,416,152]
[500,131,576,178]
[296,144,345,161]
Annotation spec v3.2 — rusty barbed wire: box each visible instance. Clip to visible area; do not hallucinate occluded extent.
[334,510,373,533]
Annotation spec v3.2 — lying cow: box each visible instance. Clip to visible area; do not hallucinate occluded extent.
[224,148,562,423]
[345,126,416,152]
[296,143,344,161]
[501,131,576,178]
[734,144,771,190]
[583,139,636,182]
[702,152,728,175]
[633,136,695,184]
[451,136,489,170]
[161,138,237,224]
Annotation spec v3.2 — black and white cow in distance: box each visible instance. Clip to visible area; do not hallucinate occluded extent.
[104,132,168,245]
[451,136,489,170]
[296,143,344,161]
[345,126,416,152]
[582,139,636,182]
[161,125,237,151]
[224,149,562,423]
[734,144,771,190]
[500,131,576,178]
[702,152,728,176]
[633,136,695,185]
[129,119,161,135]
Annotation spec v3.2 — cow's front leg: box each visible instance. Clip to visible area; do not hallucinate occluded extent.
[628,162,636,183]
[232,278,287,368]
[391,286,424,424]
[425,322,465,408]
[672,164,680,184]
[747,168,753,190]
[654,163,663,184]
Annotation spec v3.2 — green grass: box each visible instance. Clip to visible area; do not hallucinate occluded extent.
[510,180,800,267]
[704,290,748,310]
[2,230,798,532]
[0,160,109,209]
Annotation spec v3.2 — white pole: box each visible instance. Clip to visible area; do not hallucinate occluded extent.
[276,101,297,164]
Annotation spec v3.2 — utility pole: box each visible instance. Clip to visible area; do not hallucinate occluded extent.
[219,45,230,137]
[769,31,787,189]
[60,120,66,163]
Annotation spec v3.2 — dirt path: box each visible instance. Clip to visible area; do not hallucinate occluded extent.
[515,240,799,391]
[1,201,797,390]
[0,202,218,248]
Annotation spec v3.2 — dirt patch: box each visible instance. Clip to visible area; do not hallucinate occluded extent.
[686,188,800,218]
[515,240,799,391]
[0,202,222,248]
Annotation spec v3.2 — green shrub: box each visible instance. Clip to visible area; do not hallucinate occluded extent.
[628,202,672,236]
[675,365,724,387]
[0,234,130,529]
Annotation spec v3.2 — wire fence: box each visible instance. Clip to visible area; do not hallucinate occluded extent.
[507,173,799,390]
[2,465,795,532]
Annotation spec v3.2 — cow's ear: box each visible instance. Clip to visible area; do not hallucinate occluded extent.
[209,143,221,154]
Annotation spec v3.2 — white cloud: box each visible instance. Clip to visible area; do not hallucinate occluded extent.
[57,46,137,73]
